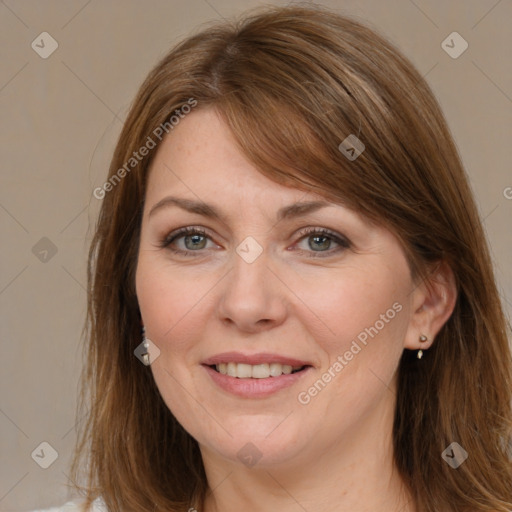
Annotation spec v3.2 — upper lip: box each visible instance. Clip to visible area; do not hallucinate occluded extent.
[202,352,312,367]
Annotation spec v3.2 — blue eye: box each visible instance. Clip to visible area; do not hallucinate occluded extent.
[160,226,350,258]
[160,227,213,254]
[294,227,350,257]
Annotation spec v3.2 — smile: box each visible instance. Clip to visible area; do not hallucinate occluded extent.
[202,364,312,398]
[213,362,306,378]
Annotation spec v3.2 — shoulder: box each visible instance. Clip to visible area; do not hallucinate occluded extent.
[29,497,106,512]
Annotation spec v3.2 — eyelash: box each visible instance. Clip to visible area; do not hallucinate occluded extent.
[159,226,351,258]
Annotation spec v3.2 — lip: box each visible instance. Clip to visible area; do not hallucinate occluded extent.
[202,351,311,367]
[202,364,313,398]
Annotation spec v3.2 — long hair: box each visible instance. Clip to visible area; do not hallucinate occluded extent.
[71,5,512,511]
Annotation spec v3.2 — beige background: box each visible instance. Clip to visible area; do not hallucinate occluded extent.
[1,0,511,510]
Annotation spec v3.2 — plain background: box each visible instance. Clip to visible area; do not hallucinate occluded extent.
[1,0,511,510]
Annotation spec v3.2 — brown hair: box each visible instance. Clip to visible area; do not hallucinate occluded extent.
[71,4,512,511]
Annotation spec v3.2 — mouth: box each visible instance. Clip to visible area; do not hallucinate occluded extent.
[208,362,310,379]
[202,357,313,398]
[201,352,313,397]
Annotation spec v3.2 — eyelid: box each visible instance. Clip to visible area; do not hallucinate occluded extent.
[159,226,215,249]
[295,226,349,243]
[159,225,351,257]
[293,226,351,257]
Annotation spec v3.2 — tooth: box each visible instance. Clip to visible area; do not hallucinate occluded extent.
[227,362,237,377]
[215,362,302,378]
[282,365,292,375]
[269,363,283,377]
[237,363,252,378]
[252,363,270,379]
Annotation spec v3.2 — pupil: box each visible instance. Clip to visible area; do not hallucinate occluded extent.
[185,234,206,250]
[310,235,329,251]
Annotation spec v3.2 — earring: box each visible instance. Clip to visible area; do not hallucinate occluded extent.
[417,334,428,359]
[141,326,150,365]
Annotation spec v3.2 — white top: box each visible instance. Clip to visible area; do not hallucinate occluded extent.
[30,497,106,512]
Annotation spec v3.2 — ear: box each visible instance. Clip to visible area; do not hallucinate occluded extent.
[403,260,458,351]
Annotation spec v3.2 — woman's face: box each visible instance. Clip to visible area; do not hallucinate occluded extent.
[136,107,420,469]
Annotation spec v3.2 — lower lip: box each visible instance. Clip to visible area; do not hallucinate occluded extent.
[202,365,312,398]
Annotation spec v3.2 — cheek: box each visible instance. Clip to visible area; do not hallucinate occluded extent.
[136,254,210,349]
[296,263,410,408]
[302,266,407,352]
[136,257,210,428]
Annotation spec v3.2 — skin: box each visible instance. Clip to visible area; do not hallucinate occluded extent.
[135,108,457,512]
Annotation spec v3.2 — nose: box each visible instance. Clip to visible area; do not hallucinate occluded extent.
[216,248,288,334]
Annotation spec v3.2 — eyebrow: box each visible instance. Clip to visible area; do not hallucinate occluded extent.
[148,196,333,222]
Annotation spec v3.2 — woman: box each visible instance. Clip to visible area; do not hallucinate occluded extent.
[39,4,512,512]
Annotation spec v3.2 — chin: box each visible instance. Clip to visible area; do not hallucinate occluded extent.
[198,418,311,468]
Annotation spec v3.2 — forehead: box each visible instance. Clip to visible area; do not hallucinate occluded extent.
[146,108,330,209]
[142,107,385,241]
[141,109,404,259]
